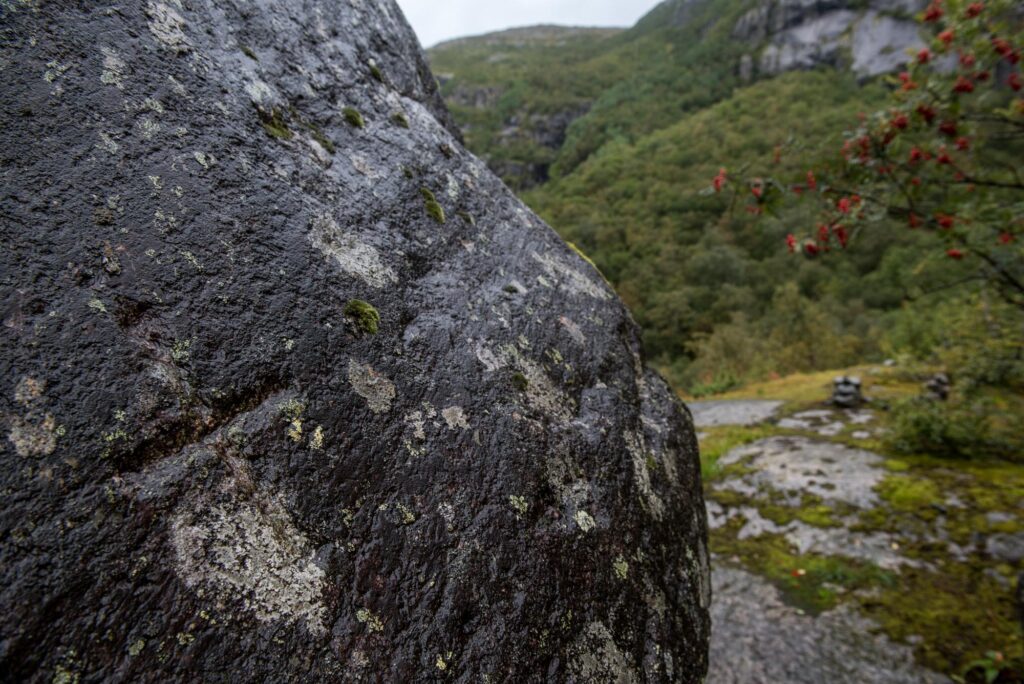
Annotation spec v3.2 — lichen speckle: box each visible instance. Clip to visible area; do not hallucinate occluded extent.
[309,425,324,450]
[509,495,529,516]
[347,359,396,414]
[344,299,380,334]
[356,607,384,633]
[8,377,59,458]
[145,2,189,53]
[532,251,612,300]
[613,556,629,580]
[442,406,469,430]
[574,510,596,533]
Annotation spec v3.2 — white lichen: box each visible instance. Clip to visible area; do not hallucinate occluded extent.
[347,359,396,414]
[441,406,469,430]
[574,510,596,533]
[531,251,611,300]
[146,2,190,53]
[170,496,327,635]
[309,215,397,289]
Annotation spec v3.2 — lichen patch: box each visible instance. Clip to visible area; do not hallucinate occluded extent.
[348,359,396,414]
[309,215,397,289]
[531,251,611,300]
[145,2,190,53]
[441,406,468,430]
[170,497,327,635]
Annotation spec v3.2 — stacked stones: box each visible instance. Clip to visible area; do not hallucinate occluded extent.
[832,376,863,408]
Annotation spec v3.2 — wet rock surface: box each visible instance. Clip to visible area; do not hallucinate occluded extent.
[708,566,952,684]
[689,400,783,428]
[0,2,709,681]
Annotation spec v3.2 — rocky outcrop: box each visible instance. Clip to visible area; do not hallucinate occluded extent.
[0,0,709,681]
[733,0,927,77]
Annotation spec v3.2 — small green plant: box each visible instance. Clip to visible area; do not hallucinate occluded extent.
[240,44,258,61]
[420,188,445,224]
[511,372,529,391]
[369,63,384,82]
[956,650,1021,684]
[342,107,365,129]
[344,299,380,334]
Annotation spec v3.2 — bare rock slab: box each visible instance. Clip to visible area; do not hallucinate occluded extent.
[689,400,783,428]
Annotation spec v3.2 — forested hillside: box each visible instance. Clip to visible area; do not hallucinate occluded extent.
[428,0,992,394]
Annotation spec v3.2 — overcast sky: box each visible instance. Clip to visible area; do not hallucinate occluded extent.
[395,0,662,48]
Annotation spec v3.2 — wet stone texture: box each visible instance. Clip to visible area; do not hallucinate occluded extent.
[0,2,709,681]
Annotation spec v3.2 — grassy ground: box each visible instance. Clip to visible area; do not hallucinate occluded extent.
[695,365,1024,679]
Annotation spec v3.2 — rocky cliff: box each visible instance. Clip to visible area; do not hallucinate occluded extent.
[0,0,709,681]
[733,0,927,78]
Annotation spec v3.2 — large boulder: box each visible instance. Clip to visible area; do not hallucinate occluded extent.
[0,1,709,681]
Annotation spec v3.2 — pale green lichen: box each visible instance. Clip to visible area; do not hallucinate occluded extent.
[170,339,191,363]
[127,639,145,657]
[509,495,529,516]
[309,425,324,450]
[397,502,416,525]
[344,299,380,334]
[574,510,596,533]
[613,556,629,580]
[356,607,384,633]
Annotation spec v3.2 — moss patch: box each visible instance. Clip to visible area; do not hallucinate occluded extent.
[711,518,896,615]
[259,108,293,141]
[344,300,380,334]
[420,188,446,224]
[369,63,384,83]
[240,44,258,61]
[391,112,410,129]
[343,107,365,129]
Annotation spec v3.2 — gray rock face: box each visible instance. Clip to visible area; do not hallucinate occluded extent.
[0,1,709,681]
[735,0,927,77]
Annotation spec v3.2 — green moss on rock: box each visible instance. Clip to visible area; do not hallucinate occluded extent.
[391,112,410,129]
[420,188,445,224]
[343,107,365,129]
[260,108,293,141]
[344,300,380,334]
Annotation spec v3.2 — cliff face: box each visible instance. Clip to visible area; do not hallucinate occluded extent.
[0,0,709,681]
[734,0,927,77]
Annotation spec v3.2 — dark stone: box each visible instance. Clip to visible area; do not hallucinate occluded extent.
[0,1,709,681]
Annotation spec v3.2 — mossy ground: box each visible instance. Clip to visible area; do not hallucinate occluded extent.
[699,364,1024,678]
